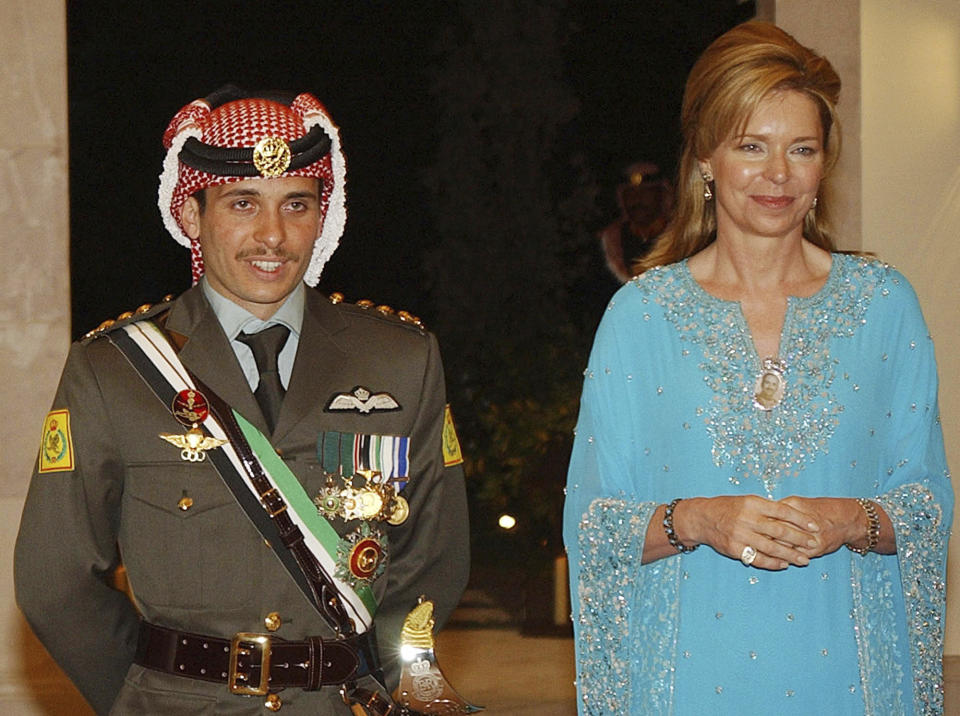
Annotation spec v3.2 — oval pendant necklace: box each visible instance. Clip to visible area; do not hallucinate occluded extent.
[753,357,786,411]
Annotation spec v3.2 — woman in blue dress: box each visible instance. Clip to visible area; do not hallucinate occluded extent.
[563,22,952,715]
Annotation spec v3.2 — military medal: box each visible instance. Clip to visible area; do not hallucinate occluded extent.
[338,480,366,521]
[353,468,386,520]
[349,537,383,581]
[171,389,210,426]
[358,488,384,520]
[336,522,387,586]
[387,495,410,525]
[159,389,227,462]
[313,474,343,519]
[315,431,414,523]
[753,357,786,412]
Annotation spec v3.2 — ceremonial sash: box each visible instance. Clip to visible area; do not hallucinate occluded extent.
[108,320,376,632]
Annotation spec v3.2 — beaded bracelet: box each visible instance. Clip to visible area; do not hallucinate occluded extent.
[663,498,697,554]
[845,497,880,555]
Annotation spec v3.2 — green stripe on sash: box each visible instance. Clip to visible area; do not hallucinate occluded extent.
[234,413,377,614]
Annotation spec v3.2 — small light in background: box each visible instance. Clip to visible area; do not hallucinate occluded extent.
[498,514,517,530]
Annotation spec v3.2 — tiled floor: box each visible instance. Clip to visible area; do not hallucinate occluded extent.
[436,631,960,715]
[946,656,960,715]
[435,628,577,715]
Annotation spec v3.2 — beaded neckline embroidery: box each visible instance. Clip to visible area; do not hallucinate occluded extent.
[644,254,885,494]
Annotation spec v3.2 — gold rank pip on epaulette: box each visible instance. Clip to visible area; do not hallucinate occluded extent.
[82,294,176,340]
[327,292,425,331]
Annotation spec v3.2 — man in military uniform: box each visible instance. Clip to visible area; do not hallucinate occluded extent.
[14,87,470,714]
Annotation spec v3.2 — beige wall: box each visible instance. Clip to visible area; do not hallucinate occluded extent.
[775,0,862,251]
[0,1,71,495]
[859,0,960,656]
[779,0,960,657]
[0,1,92,711]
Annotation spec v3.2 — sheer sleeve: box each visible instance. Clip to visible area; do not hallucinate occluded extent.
[853,274,953,714]
[563,290,680,714]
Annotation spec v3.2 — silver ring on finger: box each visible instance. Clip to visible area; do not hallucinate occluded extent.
[740,545,757,566]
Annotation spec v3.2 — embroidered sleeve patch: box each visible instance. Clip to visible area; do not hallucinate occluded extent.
[442,405,464,467]
[39,409,75,473]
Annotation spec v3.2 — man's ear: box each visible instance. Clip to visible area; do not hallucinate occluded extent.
[181,196,202,241]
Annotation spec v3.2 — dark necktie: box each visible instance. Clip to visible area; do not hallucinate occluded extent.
[237,325,290,433]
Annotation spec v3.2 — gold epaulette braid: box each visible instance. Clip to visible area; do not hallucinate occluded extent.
[83,294,175,340]
[327,292,425,330]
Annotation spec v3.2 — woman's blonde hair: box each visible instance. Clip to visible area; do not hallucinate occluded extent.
[635,22,842,274]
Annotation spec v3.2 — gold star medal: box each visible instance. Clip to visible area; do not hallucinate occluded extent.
[314,474,344,519]
[335,522,387,586]
[338,481,366,521]
[354,469,387,520]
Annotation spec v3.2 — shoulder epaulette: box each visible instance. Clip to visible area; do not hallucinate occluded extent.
[82,294,176,341]
[327,291,426,331]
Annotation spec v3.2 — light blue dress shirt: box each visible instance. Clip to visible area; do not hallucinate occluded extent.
[201,278,304,391]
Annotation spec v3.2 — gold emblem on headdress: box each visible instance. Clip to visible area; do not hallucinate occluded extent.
[253,136,292,177]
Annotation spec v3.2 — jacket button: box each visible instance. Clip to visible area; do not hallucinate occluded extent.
[264,693,282,711]
[264,612,282,632]
[177,496,194,511]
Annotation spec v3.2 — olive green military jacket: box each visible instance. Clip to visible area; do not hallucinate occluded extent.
[14,285,470,715]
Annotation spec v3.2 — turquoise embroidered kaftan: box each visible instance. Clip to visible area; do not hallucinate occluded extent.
[563,255,952,715]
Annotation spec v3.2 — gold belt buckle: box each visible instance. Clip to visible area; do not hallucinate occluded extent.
[228,633,272,695]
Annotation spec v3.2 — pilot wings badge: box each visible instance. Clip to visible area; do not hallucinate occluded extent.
[325,386,401,414]
[159,428,227,462]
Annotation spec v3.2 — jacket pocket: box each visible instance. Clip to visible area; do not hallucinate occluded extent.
[114,664,218,714]
[120,462,263,609]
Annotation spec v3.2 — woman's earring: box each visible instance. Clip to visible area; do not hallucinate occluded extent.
[702,172,714,201]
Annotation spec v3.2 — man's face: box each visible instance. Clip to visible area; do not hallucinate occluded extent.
[181,177,322,319]
[760,373,779,398]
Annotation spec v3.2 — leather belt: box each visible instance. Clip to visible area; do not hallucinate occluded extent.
[135,621,377,695]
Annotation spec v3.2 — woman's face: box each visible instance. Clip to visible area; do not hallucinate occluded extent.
[701,90,824,243]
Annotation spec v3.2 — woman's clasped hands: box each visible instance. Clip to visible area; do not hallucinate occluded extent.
[674,495,868,570]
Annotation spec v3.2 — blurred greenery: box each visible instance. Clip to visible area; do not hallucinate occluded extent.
[423,1,607,571]
[419,1,755,592]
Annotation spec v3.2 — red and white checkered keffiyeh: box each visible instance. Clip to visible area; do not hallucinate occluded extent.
[158,92,346,286]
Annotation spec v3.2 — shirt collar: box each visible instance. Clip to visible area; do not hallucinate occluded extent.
[201,277,305,340]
